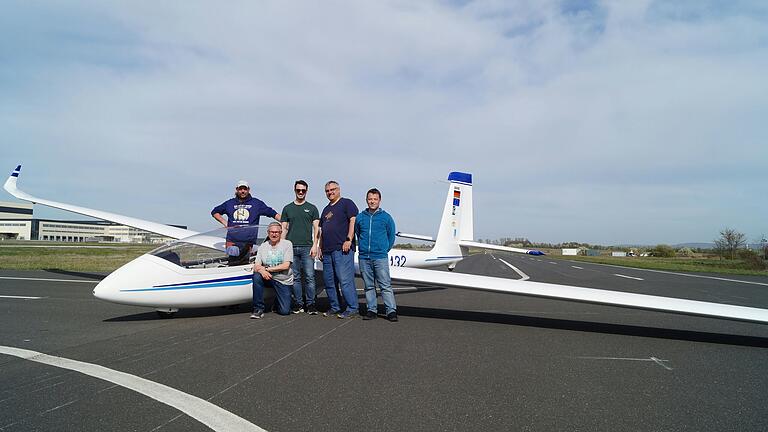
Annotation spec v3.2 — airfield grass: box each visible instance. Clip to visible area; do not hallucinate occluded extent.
[0,243,156,272]
[556,255,768,276]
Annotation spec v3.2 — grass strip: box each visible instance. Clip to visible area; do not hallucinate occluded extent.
[0,245,156,272]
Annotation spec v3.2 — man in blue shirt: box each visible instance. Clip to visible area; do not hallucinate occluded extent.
[211,180,281,265]
[318,180,359,319]
[355,188,397,322]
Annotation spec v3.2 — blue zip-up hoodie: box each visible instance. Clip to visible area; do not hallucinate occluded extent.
[355,208,396,260]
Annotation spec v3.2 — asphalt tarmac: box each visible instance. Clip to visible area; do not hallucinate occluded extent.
[2,255,768,431]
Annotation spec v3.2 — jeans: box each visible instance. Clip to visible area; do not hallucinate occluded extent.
[252,272,292,315]
[321,250,358,313]
[291,246,316,308]
[359,257,396,315]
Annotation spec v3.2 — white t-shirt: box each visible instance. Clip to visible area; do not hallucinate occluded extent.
[254,239,294,285]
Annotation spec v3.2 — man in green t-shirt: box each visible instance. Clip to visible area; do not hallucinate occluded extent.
[281,180,321,315]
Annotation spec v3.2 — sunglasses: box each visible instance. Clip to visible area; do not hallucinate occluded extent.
[325,187,338,193]
[295,189,307,193]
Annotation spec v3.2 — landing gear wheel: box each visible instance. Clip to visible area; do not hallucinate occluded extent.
[156,308,179,318]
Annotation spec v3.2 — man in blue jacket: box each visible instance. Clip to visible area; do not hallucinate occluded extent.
[211,180,281,265]
[355,188,398,322]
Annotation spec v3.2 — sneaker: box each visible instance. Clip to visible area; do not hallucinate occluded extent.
[323,309,340,317]
[292,305,304,314]
[386,311,398,322]
[363,311,377,320]
[337,310,358,319]
[250,309,264,319]
[306,304,319,315]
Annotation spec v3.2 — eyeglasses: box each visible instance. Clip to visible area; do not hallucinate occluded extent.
[325,187,338,193]
[236,187,249,191]
[295,189,307,194]
[268,231,281,235]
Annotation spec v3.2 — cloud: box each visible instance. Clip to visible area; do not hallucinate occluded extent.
[1,0,766,244]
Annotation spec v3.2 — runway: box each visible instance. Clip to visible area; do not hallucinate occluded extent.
[2,254,768,431]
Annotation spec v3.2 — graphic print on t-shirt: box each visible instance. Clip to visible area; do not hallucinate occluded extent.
[264,248,284,267]
[233,206,250,221]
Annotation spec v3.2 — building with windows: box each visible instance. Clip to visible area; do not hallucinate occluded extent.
[0,201,185,243]
[0,201,33,240]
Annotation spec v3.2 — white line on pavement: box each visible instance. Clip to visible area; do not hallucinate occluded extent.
[650,356,674,371]
[563,260,768,286]
[490,254,497,260]
[498,258,530,281]
[571,266,584,270]
[0,295,43,300]
[0,276,99,284]
[0,346,266,432]
[576,356,672,370]
[614,274,644,281]
[549,262,557,265]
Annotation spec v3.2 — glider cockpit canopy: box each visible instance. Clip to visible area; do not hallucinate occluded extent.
[150,224,270,269]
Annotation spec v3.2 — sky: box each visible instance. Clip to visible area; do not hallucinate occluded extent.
[1,0,766,245]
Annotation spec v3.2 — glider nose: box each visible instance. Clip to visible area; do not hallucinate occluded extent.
[93,274,121,303]
[92,256,143,304]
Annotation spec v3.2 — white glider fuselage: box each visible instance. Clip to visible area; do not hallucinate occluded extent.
[92,248,460,309]
[92,172,479,309]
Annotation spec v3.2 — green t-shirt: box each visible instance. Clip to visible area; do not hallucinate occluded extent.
[281,201,320,246]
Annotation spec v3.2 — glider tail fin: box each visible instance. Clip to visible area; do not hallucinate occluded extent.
[431,172,473,258]
[430,170,545,257]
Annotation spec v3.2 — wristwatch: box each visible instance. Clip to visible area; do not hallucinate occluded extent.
[345,237,351,241]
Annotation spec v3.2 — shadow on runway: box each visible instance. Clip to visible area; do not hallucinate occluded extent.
[103,301,768,347]
[104,304,251,321]
[397,305,768,348]
[44,269,106,280]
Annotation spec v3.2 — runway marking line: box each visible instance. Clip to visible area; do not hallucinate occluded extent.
[577,356,672,370]
[614,274,644,281]
[562,260,768,287]
[571,266,584,270]
[0,295,43,300]
[0,276,99,284]
[0,346,266,432]
[498,258,530,281]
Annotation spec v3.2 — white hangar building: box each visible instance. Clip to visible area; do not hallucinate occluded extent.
[0,201,33,240]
